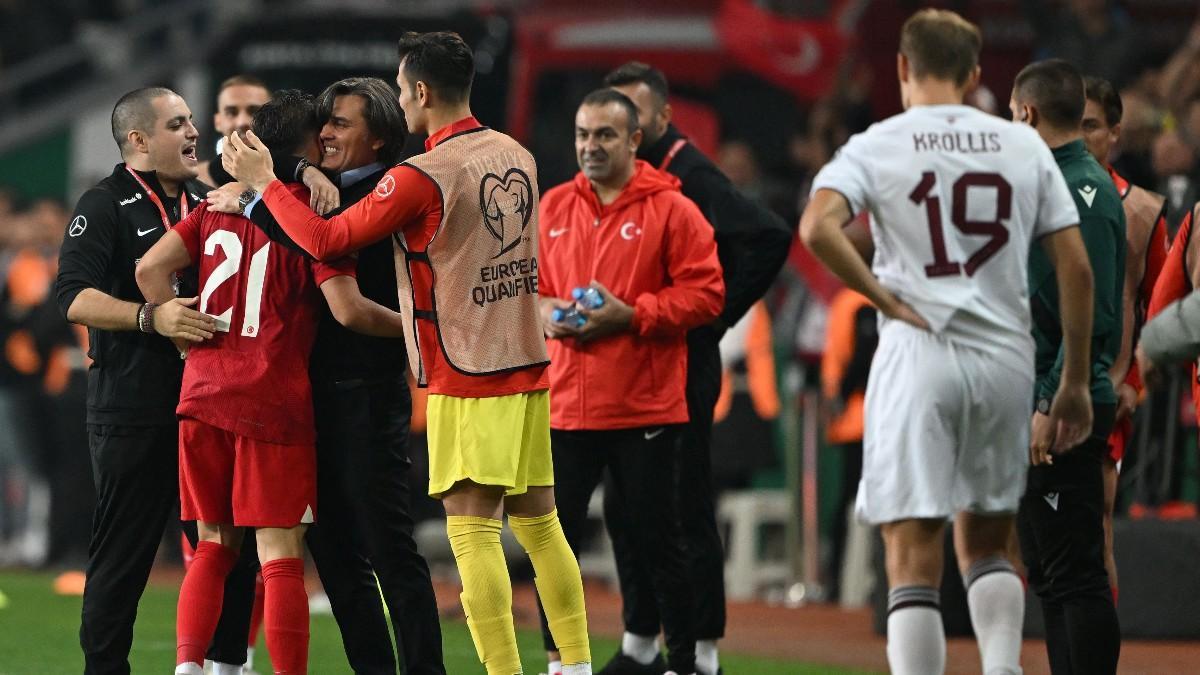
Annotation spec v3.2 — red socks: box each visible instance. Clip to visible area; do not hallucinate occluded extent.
[176,541,238,667]
[261,558,309,674]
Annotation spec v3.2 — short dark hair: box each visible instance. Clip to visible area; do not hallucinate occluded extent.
[1084,75,1123,128]
[218,74,269,96]
[252,89,319,157]
[111,86,176,154]
[602,61,670,107]
[396,31,474,104]
[579,89,639,134]
[1015,59,1086,130]
[899,9,982,86]
[317,77,407,166]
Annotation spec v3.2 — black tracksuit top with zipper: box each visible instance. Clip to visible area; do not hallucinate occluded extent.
[54,163,204,426]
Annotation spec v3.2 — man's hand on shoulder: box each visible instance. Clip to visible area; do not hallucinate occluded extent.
[206,183,245,214]
[302,166,340,215]
[223,131,277,193]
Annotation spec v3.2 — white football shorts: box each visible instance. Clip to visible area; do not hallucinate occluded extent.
[856,320,1033,524]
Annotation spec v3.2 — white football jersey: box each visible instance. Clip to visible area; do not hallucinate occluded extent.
[812,104,1079,361]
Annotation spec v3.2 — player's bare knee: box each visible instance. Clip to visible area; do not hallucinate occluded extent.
[954,512,1014,572]
[255,525,307,562]
[197,521,244,550]
[505,485,556,518]
[882,519,945,587]
[441,480,505,519]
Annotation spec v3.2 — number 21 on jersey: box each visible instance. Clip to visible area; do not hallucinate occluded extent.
[199,230,269,337]
[910,171,1012,278]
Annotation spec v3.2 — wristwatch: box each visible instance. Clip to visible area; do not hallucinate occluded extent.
[237,187,258,212]
[294,157,313,181]
[1036,397,1051,415]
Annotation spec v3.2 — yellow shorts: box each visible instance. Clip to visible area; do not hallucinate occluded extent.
[426,390,553,498]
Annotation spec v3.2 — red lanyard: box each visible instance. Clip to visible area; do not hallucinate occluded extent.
[125,166,189,229]
[658,139,688,171]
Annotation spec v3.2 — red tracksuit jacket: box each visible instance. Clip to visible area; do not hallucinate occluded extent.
[539,161,724,430]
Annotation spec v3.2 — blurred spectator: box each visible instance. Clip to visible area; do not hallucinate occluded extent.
[717,139,793,218]
[820,288,876,602]
[0,196,85,567]
[1109,87,1162,191]
[965,83,1000,117]
[1152,127,1199,226]
[1025,0,1145,89]
[1154,20,1200,118]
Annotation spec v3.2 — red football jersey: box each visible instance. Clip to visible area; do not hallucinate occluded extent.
[174,186,355,444]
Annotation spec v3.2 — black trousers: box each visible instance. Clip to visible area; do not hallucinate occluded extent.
[605,332,727,640]
[1018,404,1120,675]
[81,423,254,674]
[540,427,696,674]
[307,376,445,675]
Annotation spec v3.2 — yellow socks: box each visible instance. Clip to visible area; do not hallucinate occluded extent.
[447,516,522,675]
[509,509,591,666]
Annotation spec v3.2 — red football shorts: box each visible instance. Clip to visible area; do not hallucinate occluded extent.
[1107,415,1131,464]
[179,417,316,528]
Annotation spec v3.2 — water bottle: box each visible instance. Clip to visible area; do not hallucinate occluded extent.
[552,306,587,328]
[572,286,605,309]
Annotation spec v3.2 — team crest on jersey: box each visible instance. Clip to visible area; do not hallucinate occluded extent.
[479,168,533,258]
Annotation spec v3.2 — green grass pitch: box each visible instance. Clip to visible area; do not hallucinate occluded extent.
[0,570,873,673]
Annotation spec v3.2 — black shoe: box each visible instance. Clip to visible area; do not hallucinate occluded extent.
[597,651,667,675]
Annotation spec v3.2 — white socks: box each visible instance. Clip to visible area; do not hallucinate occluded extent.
[211,662,244,675]
[966,556,1025,675]
[886,586,946,675]
[562,663,592,675]
[547,658,562,675]
[174,663,203,675]
[621,632,659,665]
[695,639,719,675]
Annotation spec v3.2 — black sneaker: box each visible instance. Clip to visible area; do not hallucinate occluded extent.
[596,651,667,675]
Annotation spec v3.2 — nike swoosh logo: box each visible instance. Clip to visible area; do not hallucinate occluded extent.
[137,227,158,237]
[644,428,665,440]
[1044,492,1060,511]
[548,228,569,238]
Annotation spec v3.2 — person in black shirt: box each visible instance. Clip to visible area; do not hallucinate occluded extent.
[53,87,228,675]
[601,62,794,675]
[210,77,445,675]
